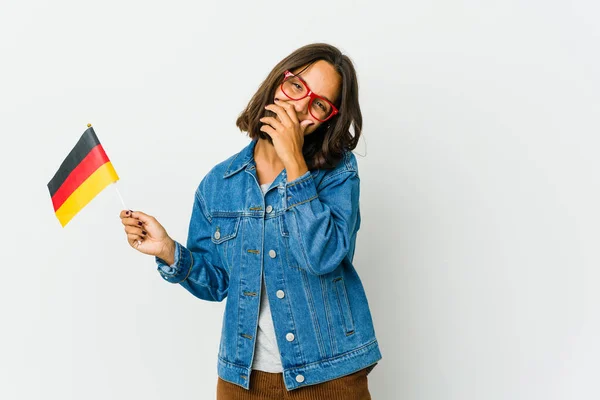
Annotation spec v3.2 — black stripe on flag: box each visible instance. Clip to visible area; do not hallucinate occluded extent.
[47,127,101,197]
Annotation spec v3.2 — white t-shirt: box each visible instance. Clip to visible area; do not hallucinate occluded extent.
[251,181,283,372]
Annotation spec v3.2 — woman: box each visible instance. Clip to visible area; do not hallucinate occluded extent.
[120,43,382,399]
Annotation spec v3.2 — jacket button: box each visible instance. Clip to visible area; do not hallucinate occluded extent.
[214,231,221,240]
[286,332,295,341]
[269,250,277,258]
[276,290,285,299]
[266,205,273,213]
[296,374,305,383]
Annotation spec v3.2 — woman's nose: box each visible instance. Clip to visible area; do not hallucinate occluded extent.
[292,97,311,115]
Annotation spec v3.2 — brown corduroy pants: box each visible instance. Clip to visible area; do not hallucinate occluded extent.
[216,368,371,400]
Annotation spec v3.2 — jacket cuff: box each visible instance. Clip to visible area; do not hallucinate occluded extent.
[286,171,318,208]
[155,240,193,284]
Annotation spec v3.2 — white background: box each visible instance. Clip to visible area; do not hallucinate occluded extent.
[1,1,598,399]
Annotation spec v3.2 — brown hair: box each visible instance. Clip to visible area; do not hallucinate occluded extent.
[236,43,362,170]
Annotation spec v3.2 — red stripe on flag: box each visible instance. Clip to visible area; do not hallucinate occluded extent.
[51,144,111,211]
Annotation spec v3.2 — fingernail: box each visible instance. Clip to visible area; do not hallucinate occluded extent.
[142,230,147,235]
[138,221,142,226]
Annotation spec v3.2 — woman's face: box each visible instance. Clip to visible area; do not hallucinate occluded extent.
[272,60,341,135]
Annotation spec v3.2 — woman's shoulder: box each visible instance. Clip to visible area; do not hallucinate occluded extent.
[320,149,359,179]
[304,150,359,193]
[340,149,359,172]
[195,142,254,193]
[196,143,359,193]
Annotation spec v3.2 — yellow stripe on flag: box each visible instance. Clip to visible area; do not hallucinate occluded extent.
[55,162,119,227]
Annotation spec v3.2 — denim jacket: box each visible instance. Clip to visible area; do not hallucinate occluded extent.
[155,138,382,391]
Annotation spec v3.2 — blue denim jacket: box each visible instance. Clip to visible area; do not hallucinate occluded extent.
[155,139,382,390]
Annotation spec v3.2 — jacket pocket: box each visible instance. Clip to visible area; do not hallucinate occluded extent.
[210,216,240,244]
[210,216,241,273]
[333,277,355,336]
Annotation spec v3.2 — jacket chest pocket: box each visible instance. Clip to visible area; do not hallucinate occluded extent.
[210,216,241,273]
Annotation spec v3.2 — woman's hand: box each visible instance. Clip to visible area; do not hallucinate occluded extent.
[259,99,313,178]
[119,210,175,262]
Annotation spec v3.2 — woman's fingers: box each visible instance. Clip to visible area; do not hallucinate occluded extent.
[126,233,144,247]
[120,209,154,226]
[120,209,134,219]
[265,103,294,126]
[124,224,146,237]
[130,210,155,225]
[259,116,283,131]
[259,124,277,138]
[120,210,152,232]
[273,99,299,123]
[122,217,145,228]
[120,210,168,254]
[127,232,143,241]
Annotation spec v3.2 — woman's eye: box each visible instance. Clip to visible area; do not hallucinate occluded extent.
[314,100,327,111]
[293,83,302,90]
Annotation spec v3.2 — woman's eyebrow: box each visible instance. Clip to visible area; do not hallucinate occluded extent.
[309,83,335,104]
[298,74,335,104]
[318,93,335,104]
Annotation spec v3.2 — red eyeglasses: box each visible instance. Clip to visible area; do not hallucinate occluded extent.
[280,70,339,122]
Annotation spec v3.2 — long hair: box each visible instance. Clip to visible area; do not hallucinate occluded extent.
[236,43,362,170]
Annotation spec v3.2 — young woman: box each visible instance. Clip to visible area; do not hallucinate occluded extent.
[120,43,382,399]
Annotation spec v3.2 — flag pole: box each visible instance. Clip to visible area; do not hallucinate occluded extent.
[114,182,127,210]
[113,174,139,245]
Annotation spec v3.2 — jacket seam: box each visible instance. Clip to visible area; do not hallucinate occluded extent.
[172,248,193,284]
[321,276,337,355]
[280,246,306,366]
[218,357,248,370]
[287,194,318,210]
[195,189,213,222]
[286,173,313,187]
[300,269,326,358]
[290,209,319,275]
[320,169,357,186]
[288,339,378,370]
[236,216,246,362]
[223,152,243,177]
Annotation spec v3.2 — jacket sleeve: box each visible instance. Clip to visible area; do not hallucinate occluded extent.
[284,168,361,276]
[155,185,229,302]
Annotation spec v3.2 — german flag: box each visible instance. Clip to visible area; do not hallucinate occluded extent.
[48,125,119,227]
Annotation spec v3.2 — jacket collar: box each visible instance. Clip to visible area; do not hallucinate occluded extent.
[223,139,258,178]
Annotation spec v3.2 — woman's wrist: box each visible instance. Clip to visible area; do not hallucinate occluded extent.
[158,237,176,265]
[285,156,309,182]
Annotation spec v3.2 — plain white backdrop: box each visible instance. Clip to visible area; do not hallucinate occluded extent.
[1,1,598,399]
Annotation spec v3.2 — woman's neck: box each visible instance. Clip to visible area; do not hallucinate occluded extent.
[254,138,286,185]
[254,138,284,170]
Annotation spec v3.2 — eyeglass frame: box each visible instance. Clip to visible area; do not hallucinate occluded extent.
[280,70,339,122]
